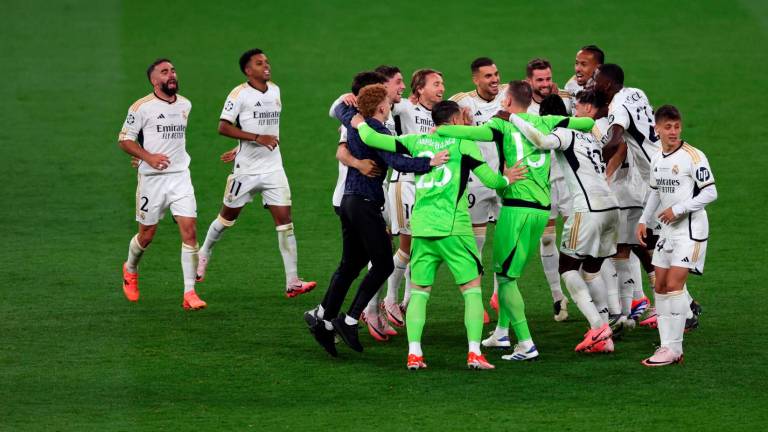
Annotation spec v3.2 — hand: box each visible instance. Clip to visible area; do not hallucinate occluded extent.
[657,207,677,224]
[255,134,279,151]
[351,114,365,129]
[460,107,473,125]
[220,146,238,163]
[145,153,170,170]
[430,150,450,167]
[636,223,648,247]
[355,159,382,177]
[503,159,528,184]
[130,156,140,169]
[550,82,560,94]
[341,93,357,107]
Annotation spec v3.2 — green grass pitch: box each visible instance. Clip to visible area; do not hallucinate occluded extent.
[1,0,767,430]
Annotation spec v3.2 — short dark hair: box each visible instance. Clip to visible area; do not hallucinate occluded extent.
[539,94,568,116]
[597,63,624,86]
[655,104,682,123]
[147,58,171,82]
[507,80,532,107]
[575,90,599,107]
[374,65,401,79]
[580,45,605,64]
[526,58,551,78]
[239,48,264,74]
[351,71,387,95]
[431,100,461,126]
[471,57,495,73]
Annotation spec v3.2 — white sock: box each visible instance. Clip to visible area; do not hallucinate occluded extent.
[200,216,234,257]
[655,291,672,348]
[409,341,422,356]
[518,339,534,350]
[602,259,621,315]
[683,284,694,319]
[276,223,298,285]
[181,243,199,293]
[386,250,409,304]
[468,341,481,355]
[492,325,509,339]
[125,234,145,273]
[316,305,325,319]
[323,319,333,331]
[562,270,603,329]
[493,273,499,296]
[402,265,412,305]
[584,271,608,324]
[540,225,563,301]
[344,314,358,326]
[630,253,645,299]
[613,257,635,316]
[668,290,687,354]
[473,225,487,254]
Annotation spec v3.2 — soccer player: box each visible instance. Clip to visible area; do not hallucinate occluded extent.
[350,94,526,370]
[448,57,505,316]
[597,64,661,321]
[526,58,575,320]
[435,81,595,360]
[307,75,442,357]
[118,58,206,310]
[636,105,716,366]
[509,92,619,353]
[563,45,605,111]
[386,68,445,314]
[195,49,316,297]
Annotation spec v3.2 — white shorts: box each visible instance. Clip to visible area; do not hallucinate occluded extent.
[560,210,619,259]
[617,207,642,245]
[549,176,573,219]
[652,236,707,275]
[468,183,500,225]
[388,181,414,235]
[223,170,291,208]
[136,170,197,226]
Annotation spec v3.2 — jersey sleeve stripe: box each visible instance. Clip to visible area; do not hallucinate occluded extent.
[227,83,247,100]
[449,92,468,102]
[682,144,701,163]
[129,93,155,112]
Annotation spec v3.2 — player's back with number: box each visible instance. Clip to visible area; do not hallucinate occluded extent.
[401,134,483,237]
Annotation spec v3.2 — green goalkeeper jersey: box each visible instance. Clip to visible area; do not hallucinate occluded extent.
[358,123,509,237]
[436,114,594,209]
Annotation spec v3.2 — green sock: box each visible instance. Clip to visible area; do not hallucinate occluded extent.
[498,277,531,341]
[406,290,430,344]
[462,287,484,343]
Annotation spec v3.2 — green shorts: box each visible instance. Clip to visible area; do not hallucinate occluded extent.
[494,207,550,279]
[410,235,482,287]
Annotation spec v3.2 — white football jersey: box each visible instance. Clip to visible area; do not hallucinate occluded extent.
[526,94,572,180]
[649,142,714,241]
[551,126,619,212]
[332,127,348,207]
[593,117,645,208]
[119,93,192,175]
[607,87,660,183]
[389,99,435,182]
[449,88,505,172]
[220,82,284,175]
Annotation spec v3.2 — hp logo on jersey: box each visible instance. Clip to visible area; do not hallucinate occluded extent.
[695,167,710,182]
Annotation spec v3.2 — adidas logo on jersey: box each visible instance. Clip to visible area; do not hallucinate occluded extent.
[682,257,690,263]
[624,279,635,285]
[256,101,262,107]
[475,110,482,116]
[157,114,165,119]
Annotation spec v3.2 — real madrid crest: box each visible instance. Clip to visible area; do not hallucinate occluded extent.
[672,165,679,175]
